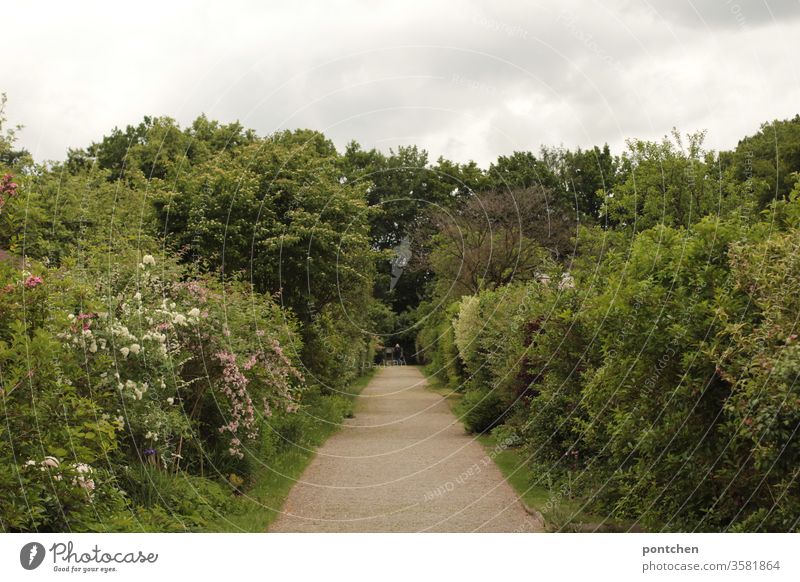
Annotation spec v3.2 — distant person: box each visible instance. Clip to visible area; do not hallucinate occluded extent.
[393,343,403,365]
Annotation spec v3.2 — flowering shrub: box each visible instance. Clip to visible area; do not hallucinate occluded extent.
[1,248,305,531]
[214,342,302,458]
[0,263,127,530]
[73,252,305,467]
[0,173,17,213]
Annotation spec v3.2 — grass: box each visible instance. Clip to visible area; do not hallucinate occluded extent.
[475,432,635,532]
[207,369,376,532]
[423,369,638,532]
[424,373,463,406]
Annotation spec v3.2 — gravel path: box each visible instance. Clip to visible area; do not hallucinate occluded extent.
[269,366,543,532]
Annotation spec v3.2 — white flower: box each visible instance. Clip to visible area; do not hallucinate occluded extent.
[134,389,143,400]
[89,341,98,353]
[120,347,130,358]
[145,431,154,440]
[129,343,141,355]
[188,308,200,318]
[41,456,60,468]
[558,272,575,290]
[166,397,174,405]
[142,254,156,266]
[24,459,37,467]
[134,292,142,301]
[125,380,136,390]
[67,313,75,320]
[173,314,187,326]
[72,463,95,495]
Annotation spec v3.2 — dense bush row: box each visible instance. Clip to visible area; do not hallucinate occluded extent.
[415,126,800,531]
[3,90,799,532]
[0,100,380,531]
[0,248,310,530]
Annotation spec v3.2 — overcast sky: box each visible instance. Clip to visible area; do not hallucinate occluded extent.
[3,0,799,166]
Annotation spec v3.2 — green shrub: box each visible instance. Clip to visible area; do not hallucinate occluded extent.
[459,388,506,433]
[422,191,800,531]
[116,465,229,531]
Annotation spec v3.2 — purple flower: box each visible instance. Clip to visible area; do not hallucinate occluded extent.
[143,448,157,456]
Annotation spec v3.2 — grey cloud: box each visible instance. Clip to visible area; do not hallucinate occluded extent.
[630,0,800,30]
[2,0,798,167]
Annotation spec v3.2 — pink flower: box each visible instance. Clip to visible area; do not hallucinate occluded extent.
[0,174,18,212]
[0,174,18,195]
[243,354,258,370]
[24,275,43,289]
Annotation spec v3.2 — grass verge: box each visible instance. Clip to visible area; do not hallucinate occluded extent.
[207,369,376,532]
[423,370,638,532]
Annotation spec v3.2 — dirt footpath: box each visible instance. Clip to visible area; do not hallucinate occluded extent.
[269,366,543,532]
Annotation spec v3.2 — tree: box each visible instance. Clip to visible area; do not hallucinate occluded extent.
[341,142,482,314]
[0,94,30,169]
[428,187,573,298]
[602,130,722,231]
[87,115,255,181]
[725,115,800,208]
[543,144,617,221]
[486,150,558,192]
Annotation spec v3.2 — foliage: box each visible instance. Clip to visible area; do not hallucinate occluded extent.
[3,95,800,533]
[150,128,377,386]
[458,388,506,434]
[0,248,305,531]
[602,131,722,231]
[418,178,800,531]
[725,115,800,208]
[0,263,127,531]
[416,300,462,388]
[428,187,569,299]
